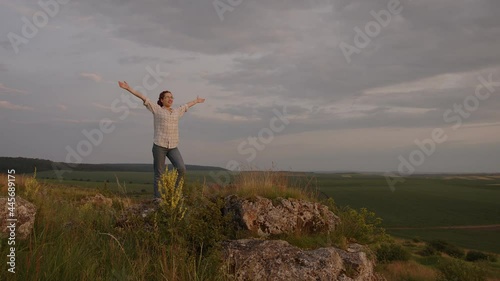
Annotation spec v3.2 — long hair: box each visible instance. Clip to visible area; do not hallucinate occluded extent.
[157,91,171,106]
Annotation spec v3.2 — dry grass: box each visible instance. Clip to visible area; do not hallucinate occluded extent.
[0,172,30,193]
[381,260,438,281]
[1,172,228,281]
[206,169,318,201]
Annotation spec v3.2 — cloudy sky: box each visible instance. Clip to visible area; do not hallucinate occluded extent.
[1,0,499,173]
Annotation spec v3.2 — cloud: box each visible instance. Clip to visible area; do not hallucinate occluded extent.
[56,104,68,111]
[0,100,33,110]
[117,55,176,65]
[92,102,110,110]
[52,118,113,124]
[1,1,37,17]
[0,83,27,95]
[0,40,12,51]
[80,72,103,83]
[91,102,143,116]
[1,0,499,172]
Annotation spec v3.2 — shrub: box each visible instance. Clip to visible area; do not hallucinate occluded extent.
[331,203,388,245]
[437,259,486,281]
[412,237,422,243]
[157,168,187,230]
[466,251,489,262]
[181,194,235,254]
[376,243,411,263]
[418,245,438,257]
[24,168,41,200]
[428,240,464,259]
[487,254,498,262]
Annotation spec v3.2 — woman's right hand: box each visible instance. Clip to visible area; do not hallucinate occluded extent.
[118,80,147,102]
[118,81,130,91]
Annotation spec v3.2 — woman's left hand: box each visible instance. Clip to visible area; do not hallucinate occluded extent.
[196,96,206,103]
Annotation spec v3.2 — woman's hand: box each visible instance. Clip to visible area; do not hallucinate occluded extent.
[118,81,131,91]
[187,96,206,108]
[195,96,205,104]
[118,81,146,102]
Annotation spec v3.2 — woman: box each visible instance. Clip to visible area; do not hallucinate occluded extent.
[118,81,205,198]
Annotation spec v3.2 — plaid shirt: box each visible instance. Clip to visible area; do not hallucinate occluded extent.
[143,99,189,149]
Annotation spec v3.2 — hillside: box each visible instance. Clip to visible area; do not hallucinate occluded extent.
[0,157,227,174]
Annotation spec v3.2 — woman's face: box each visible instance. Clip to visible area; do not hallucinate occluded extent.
[162,92,174,107]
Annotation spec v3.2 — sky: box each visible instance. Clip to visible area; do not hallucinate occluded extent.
[0,0,499,174]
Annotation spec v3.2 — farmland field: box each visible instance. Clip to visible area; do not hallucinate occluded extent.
[315,173,500,253]
[32,170,500,253]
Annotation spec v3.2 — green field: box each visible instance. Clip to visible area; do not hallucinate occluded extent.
[32,170,500,253]
[315,173,500,253]
[34,170,229,197]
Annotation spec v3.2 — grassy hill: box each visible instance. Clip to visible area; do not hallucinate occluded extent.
[1,171,499,280]
[0,156,227,174]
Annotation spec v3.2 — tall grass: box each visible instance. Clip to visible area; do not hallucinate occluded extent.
[209,168,318,201]
[0,172,229,281]
[379,260,438,281]
[7,170,496,280]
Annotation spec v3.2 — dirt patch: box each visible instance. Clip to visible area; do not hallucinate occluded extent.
[443,175,498,180]
[471,176,494,180]
[388,224,500,231]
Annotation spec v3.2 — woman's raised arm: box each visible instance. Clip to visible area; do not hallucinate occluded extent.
[186,96,206,108]
[118,81,147,103]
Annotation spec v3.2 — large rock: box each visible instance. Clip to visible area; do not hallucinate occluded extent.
[222,239,380,281]
[0,196,37,240]
[225,195,340,237]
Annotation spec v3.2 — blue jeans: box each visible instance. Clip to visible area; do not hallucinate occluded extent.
[152,144,186,198]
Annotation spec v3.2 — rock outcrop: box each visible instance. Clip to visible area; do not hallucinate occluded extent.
[115,195,380,280]
[0,196,37,240]
[225,195,340,237]
[222,239,380,281]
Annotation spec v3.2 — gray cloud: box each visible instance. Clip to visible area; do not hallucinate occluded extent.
[118,55,175,65]
[1,0,499,172]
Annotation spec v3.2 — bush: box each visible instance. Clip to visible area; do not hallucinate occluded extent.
[24,168,41,200]
[428,240,465,259]
[437,259,486,281]
[181,194,235,254]
[157,168,187,229]
[466,251,489,262]
[376,243,411,263]
[332,204,388,245]
[488,254,498,262]
[418,245,438,257]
